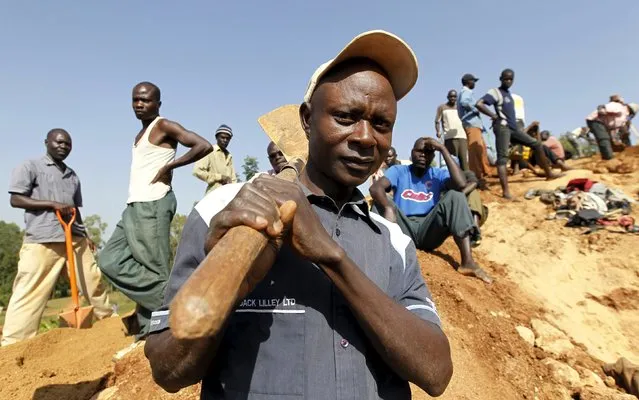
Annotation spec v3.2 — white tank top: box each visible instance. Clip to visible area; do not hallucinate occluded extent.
[127,117,176,204]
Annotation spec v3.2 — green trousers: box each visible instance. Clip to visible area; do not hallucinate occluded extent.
[373,191,476,251]
[100,191,176,338]
[466,189,488,226]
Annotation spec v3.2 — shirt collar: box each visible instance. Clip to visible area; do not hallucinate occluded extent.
[42,154,69,172]
[298,180,380,233]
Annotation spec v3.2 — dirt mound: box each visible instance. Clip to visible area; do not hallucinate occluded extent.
[103,345,200,399]
[478,162,639,366]
[410,243,610,400]
[587,288,639,311]
[0,317,131,400]
[575,146,639,175]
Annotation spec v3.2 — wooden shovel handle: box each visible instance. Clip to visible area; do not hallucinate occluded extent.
[169,162,302,339]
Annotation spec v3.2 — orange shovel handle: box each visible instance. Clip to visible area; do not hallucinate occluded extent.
[56,209,79,311]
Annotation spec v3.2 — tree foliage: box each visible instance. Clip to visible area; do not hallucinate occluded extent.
[559,134,598,159]
[0,221,24,307]
[242,156,260,181]
[84,214,108,250]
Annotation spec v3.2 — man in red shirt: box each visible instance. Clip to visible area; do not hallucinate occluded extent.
[541,130,565,160]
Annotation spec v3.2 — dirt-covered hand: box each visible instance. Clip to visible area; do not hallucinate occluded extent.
[205,182,297,299]
[250,175,344,265]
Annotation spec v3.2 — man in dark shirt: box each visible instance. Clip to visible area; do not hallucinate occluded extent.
[144,30,453,400]
[476,69,561,199]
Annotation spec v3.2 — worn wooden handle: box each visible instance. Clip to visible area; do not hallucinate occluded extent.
[169,163,302,339]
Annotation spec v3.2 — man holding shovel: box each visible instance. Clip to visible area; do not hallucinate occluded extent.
[2,129,112,346]
[145,30,453,399]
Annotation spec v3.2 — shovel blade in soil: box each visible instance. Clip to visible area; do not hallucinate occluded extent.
[59,306,94,329]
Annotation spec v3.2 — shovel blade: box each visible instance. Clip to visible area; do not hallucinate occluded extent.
[59,306,94,329]
[258,104,308,163]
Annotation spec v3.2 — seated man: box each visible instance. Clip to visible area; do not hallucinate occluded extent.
[370,137,492,283]
[541,130,565,161]
[512,124,570,175]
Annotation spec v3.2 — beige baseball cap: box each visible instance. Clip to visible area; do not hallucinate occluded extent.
[628,103,639,115]
[303,30,418,103]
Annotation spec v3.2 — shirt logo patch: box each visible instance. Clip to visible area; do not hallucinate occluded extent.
[401,189,433,203]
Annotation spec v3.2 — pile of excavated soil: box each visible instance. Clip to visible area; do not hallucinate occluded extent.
[0,317,131,400]
[477,149,639,367]
[579,146,639,175]
[411,246,582,400]
[107,346,201,399]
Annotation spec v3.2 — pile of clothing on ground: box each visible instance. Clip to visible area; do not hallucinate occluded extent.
[525,178,638,234]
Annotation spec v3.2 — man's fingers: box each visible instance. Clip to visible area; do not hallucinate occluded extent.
[216,208,272,233]
[278,200,297,229]
[241,184,283,235]
[253,176,302,205]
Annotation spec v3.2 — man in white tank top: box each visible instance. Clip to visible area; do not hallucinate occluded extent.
[100,82,213,340]
[435,90,469,171]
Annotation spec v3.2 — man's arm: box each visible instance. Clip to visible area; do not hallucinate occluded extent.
[459,90,476,113]
[9,162,73,214]
[434,105,443,138]
[193,156,219,185]
[439,149,466,190]
[145,207,227,392]
[10,194,74,214]
[320,251,453,396]
[476,91,499,121]
[370,164,402,224]
[369,176,396,222]
[160,119,213,172]
[461,181,478,196]
[423,138,466,190]
[476,99,499,121]
[146,328,221,392]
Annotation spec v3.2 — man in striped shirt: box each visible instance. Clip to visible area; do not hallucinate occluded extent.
[145,30,453,400]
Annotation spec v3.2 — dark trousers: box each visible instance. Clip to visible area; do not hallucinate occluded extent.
[373,191,475,251]
[529,145,560,166]
[494,123,540,166]
[587,120,614,160]
[444,138,469,171]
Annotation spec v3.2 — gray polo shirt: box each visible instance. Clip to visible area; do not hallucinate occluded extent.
[9,155,86,243]
[149,182,442,400]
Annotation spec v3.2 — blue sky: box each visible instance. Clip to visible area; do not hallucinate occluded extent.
[2,1,638,235]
